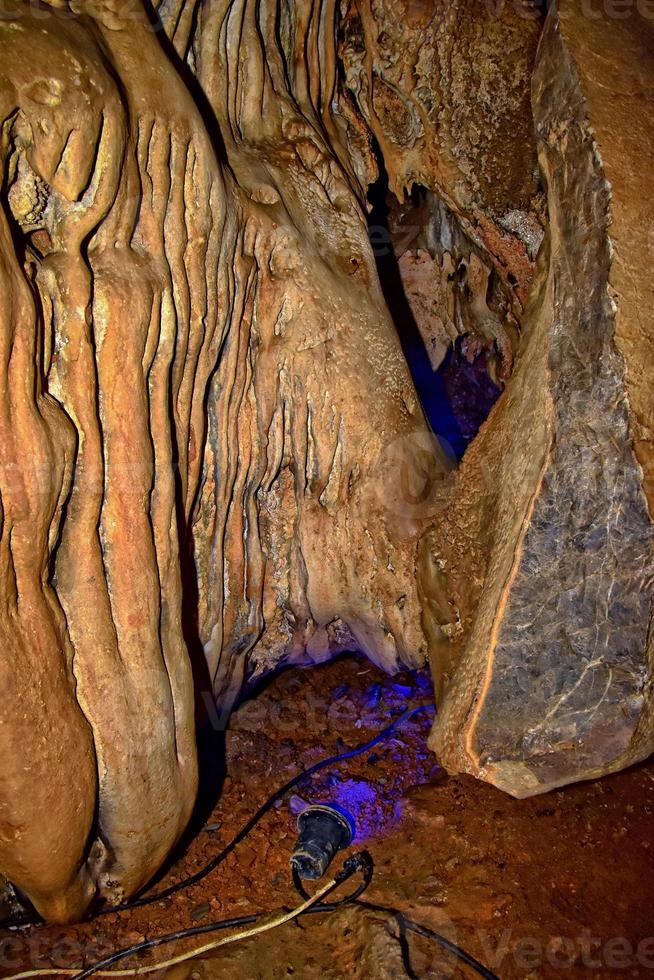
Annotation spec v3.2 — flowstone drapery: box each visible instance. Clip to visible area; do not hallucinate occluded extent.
[0,0,652,923]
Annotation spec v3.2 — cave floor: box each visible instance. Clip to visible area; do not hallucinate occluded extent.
[2,656,653,980]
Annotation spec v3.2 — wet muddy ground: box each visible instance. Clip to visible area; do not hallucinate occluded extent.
[1,654,653,979]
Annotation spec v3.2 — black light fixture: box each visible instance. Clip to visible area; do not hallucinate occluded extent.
[290,804,355,881]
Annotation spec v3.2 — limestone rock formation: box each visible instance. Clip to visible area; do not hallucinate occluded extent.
[0,0,651,925]
[0,0,441,922]
[337,0,543,300]
[0,0,223,923]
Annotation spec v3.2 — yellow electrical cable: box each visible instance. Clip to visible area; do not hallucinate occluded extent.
[3,875,337,980]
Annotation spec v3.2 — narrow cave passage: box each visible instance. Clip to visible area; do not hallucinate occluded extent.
[365,168,510,463]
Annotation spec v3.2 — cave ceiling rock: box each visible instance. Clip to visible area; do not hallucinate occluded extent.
[337,0,544,301]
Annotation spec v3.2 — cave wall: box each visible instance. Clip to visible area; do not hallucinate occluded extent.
[184,0,439,705]
[0,0,234,921]
[0,0,441,922]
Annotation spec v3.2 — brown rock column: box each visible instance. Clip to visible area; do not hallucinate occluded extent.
[0,0,228,915]
[186,0,445,707]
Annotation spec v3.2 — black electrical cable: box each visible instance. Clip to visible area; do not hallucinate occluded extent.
[0,702,434,931]
[73,851,497,980]
[98,702,435,915]
[71,851,373,979]
[357,900,499,980]
[3,701,497,980]
[292,873,498,980]
[399,915,499,980]
[74,912,258,977]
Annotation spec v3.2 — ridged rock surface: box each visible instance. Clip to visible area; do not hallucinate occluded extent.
[0,0,441,921]
[0,0,232,921]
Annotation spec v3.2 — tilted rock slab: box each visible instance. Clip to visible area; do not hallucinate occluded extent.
[430,0,654,795]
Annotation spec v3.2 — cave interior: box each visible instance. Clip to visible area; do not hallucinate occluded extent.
[0,0,653,976]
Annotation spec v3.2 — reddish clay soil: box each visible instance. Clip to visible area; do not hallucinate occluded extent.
[1,654,653,979]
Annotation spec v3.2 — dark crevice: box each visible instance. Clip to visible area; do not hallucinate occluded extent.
[366,149,505,462]
[366,160,466,462]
